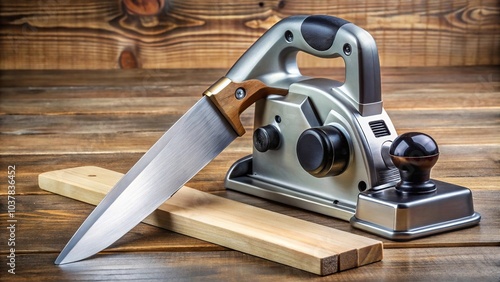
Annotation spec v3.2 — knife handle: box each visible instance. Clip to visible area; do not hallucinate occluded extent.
[226,15,382,115]
[205,78,287,136]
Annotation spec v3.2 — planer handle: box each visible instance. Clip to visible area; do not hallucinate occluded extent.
[226,15,382,116]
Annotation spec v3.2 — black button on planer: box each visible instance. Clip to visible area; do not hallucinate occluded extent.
[296,125,350,177]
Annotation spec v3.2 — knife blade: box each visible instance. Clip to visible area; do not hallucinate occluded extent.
[55,14,351,265]
[55,78,287,265]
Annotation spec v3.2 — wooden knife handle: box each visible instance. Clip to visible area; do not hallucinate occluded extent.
[204,77,288,136]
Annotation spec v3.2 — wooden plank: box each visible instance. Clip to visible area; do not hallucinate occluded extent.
[8,247,500,280]
[2,107,498,134]
[1,1,499,69]
[1,94,499,115]
[0,69,224,88]
[1,149,498,197]
[0,152,248,194]
[1,67,497,89]
[1,64,498,280]
[38,166,383,275]
[0,194,224,254]
[1,127,497,155]
[1,84,499,110]
[1,188,498,256]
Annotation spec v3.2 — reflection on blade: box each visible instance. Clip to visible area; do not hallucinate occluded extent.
[55,97,237,265]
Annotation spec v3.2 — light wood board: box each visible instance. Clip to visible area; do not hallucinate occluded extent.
[39,166,383,275]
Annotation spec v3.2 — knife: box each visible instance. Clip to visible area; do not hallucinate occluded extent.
[55,15,353,264]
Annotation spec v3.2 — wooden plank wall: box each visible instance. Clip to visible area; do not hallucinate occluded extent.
[0,0,499,70]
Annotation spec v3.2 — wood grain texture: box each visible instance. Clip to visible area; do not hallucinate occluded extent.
[0,66,498,279]
[0,0,499,69]
[0,66,498,191]
[38,166,383,275]
[3,247,498,280]
[0,189,498,258]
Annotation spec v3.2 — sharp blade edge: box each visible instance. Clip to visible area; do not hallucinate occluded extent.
[55,97,237,264]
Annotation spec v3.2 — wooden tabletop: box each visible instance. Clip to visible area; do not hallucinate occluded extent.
[0,66,499,280]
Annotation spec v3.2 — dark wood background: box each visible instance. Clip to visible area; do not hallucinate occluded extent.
[1,66,499,280]
[1,0,499,70]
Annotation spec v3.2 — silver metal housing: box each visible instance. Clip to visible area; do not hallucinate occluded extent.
[224,15,480,240]
[226,78,399,221]
[351,180,481,240]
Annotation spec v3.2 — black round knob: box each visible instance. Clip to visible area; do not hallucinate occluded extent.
[389,132,439,193]
[296,125,350,177]
[253,125,281,152]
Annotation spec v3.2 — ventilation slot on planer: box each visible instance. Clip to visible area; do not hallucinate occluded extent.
[369,120,390,138]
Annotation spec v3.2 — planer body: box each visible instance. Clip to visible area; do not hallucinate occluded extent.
[226,78,400,221]
[225,15,480,240]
